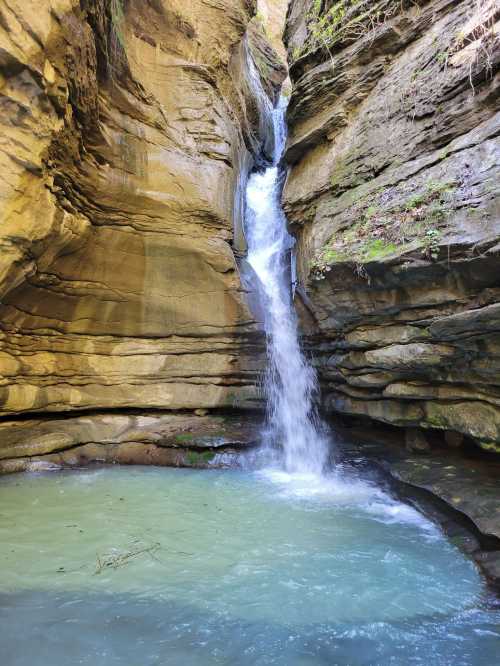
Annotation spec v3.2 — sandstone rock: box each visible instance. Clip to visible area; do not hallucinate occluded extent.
[0,412,260,473]
[0,0,285,418]
[425,401,500,447]
[345,325,427,349]
[256,0,289,65]
[325,390,500,451]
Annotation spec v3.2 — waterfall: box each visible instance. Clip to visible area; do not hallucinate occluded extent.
[245,98,329,475]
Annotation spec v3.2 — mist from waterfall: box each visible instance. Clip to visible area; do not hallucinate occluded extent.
[245,98,329,475]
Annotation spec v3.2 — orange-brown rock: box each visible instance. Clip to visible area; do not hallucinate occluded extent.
[0,0,285,416]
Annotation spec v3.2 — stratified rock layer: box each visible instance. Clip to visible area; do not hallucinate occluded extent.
[0,412,260,473]
[284,0,500,450]
[0,0,285,417]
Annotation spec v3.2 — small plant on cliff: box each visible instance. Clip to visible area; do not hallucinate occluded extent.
[304,0,409,59]
[422,228,441,261]
[309,178,456,280]
[110,0,125,47]
[454,0,498,93]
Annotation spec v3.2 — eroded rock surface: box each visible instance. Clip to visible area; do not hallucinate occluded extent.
[284,0,500,450]
[0,412,260,473]
[0,0,285,417]
[257,0,290,65]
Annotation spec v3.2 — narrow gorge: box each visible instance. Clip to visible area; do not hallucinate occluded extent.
[0,1,499,664]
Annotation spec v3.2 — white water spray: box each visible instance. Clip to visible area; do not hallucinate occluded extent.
[245,98,329,475]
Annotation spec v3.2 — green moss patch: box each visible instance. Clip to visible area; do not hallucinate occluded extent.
[175,433,195,443]
[186,450,216,466]
[310,179,456,280]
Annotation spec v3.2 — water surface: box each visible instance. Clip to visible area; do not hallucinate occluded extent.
[1,466,499,665]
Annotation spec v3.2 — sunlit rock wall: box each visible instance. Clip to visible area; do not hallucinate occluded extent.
[0,0,285,417]
[257,0,290,64]
[284,0,500,451]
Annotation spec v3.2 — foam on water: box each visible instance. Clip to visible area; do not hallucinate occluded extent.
[257,468,441,538]
[1,466,498,665]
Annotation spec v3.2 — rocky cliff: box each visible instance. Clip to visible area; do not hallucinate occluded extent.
[0,0,286,424]
[2,0,499,470]
[284,0,500,453]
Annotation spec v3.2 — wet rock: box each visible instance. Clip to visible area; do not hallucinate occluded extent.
[337,425,500,587]
[444,431,465,449]
[0,412,261,473]
[405,428,431,454]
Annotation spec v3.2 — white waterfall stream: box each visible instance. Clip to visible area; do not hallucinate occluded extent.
[245,98,329,475]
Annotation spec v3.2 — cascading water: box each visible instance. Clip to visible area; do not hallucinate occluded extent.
[245,98,329,475]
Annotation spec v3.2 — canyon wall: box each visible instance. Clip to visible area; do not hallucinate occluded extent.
[284,0,500,452]
[0,0,285,423]
[3,0,498,470]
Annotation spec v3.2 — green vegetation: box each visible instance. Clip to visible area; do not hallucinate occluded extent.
[175,433,194,443]
[186,450,215,466]
[110,0,125,47]
[480,441,500,454]
[309,0,347,49]
[364,239,398,260]
[293,0,405,62]
[310,179,456,280]
[291,0,350,61]
[423,227,442,261]
[436,50,450,66]
[253,11,270,38]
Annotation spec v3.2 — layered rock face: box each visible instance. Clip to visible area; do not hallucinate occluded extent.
[0,0,285,421]
[284,0,500,451]
[0,412,259,474]
[257,0,290,64]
